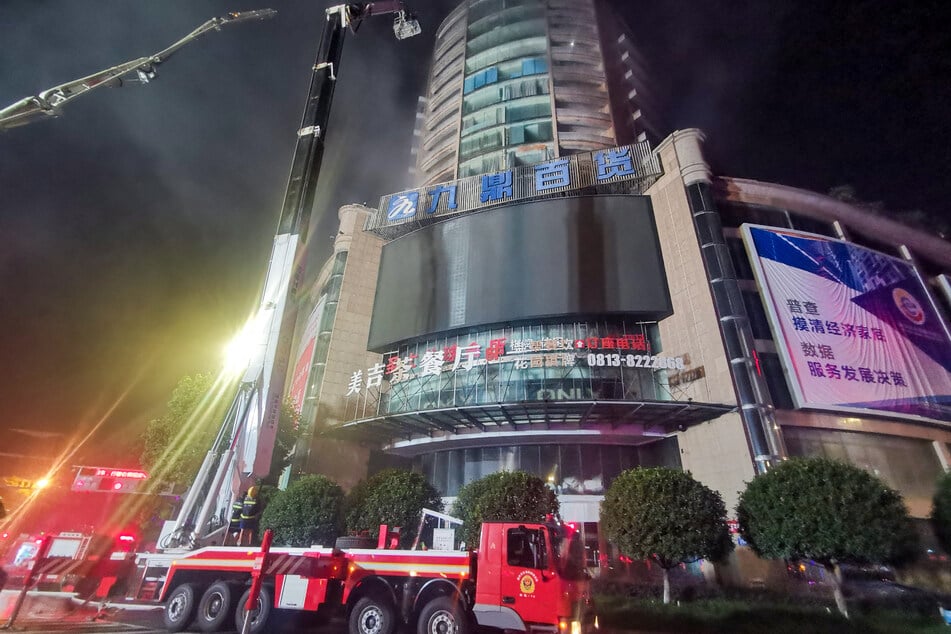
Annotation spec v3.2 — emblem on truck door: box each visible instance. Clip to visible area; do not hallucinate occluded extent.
[518,570,537,595]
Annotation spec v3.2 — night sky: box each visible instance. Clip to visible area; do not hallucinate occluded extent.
[0,1,947,472]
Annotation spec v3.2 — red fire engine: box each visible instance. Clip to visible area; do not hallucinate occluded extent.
[1,531,138,599]
[156,519,596,634]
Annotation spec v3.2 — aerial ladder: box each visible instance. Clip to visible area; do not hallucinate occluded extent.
[0,10,277,129]
[0,1,420,550]
[166,2,421,549]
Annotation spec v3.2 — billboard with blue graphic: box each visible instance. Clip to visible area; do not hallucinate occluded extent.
[742,224,951,423]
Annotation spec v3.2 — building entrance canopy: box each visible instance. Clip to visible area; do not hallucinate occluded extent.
[324,399,733,447]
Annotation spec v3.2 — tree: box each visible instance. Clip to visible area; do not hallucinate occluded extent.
[600,468,733,604]
[141,373,301,490]
[140,374,231,489]
[450,471,558,548]
[345,469,443,548]
[931,471,951,555]
[737,457,918,618]
[259,475,344,547]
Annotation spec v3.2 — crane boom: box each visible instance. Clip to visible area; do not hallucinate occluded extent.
[0,9,276,130]
[169,1,419,549]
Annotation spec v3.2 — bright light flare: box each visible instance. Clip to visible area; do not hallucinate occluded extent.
[34,477,50,490]
[223,314,266,374]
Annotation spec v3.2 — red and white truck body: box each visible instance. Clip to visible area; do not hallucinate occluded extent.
[155,519,597,633]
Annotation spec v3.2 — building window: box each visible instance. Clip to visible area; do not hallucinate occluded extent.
[464,36,547,75]
[718,202,791,229]
[520,57,547,76]
[462,78,548,115]
[507,121,552,144]
[789,213,835,237]
[463,66,499,95]
[726,237,754,280]
[742,291,773,340]
[458,129,503,161]
[418,438,681,496]
[758,352,794,410]
[783,427,943,502]
[847,231,899,257]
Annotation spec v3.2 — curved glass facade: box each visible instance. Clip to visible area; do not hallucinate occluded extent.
[414,438,681,496]
[375,320,674,416]
[415,0,654,185]
[459,0,554,177]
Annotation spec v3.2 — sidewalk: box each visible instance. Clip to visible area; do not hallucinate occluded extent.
[0,590,163,629]
[0,590,89,624]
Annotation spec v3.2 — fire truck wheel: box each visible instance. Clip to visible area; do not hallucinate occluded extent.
[162,583,198,632]
[350,595,397,634]
[196,581,236,632]
[417,596,470,634]
[234,585,273,634]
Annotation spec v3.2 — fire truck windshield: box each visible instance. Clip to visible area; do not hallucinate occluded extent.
[552,526,587,580]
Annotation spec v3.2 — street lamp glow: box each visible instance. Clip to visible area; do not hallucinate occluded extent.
[34,477,50,489]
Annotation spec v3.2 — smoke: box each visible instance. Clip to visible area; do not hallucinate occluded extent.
[0,0,944,467]
[0,0,459,460]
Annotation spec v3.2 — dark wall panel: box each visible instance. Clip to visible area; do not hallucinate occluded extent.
[368,195,672,350]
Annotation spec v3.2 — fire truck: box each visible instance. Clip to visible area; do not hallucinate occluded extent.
[2,531,138,598]
[156,518,596,634]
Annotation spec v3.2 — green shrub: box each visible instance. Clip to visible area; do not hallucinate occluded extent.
[260,474,344,547]
[450,471,558,548]
[345,469,442,548]
[737,457,918,617]
[600,467,732,604]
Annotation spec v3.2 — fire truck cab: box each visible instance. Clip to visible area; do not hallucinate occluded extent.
[156,518,596,633]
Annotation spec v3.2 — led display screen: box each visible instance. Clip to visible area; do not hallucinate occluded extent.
[369,195,672,350]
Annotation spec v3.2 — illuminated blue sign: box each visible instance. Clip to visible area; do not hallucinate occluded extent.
[372,141,662,239]
[386,192,419,221]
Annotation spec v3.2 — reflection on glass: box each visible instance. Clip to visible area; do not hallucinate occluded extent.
[423,438,681,496]
[381,320,668,417]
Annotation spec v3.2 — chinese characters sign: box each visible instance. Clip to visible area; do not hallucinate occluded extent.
[372,141,661,239]
[743,225,951,423]
[345,333,663,397]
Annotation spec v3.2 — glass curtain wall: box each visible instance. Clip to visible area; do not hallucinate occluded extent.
[459,0,555,177]
[415,437,681,496]
[379,320,669,416]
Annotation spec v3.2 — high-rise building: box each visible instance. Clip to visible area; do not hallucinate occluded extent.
[414,0,657,185]
[288,0,951,571]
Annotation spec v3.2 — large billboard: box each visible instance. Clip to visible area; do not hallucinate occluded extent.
[742,224,951,423]
[368,195,672,350]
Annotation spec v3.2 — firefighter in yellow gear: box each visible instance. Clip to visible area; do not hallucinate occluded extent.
[238,486,261,546]
[224,491,245,546]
